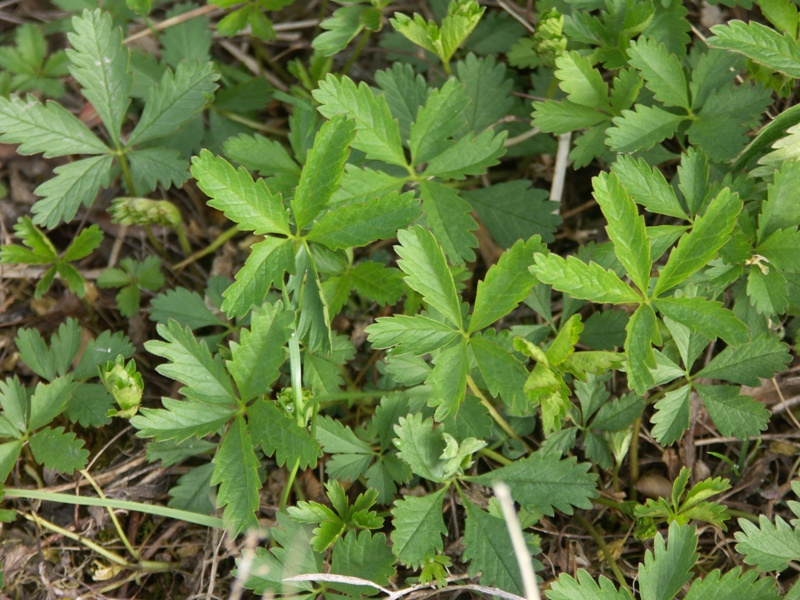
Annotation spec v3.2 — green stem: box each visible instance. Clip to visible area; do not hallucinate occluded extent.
[175,222,192,256]
[478,447,512,466]
[280,459,301,510]
[5,488,225,529]
[18,511,170,573]
[80,469,139,561]
[466,375,532,454]
[728,508,759,523]
[216,110,288,136]
[575,513,631,593]
[342,28,371,75]
[630,417,641,503]
[172,225,240,271]
[117,150,136,196]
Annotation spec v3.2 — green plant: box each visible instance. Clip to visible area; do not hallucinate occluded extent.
[0,23,69,98]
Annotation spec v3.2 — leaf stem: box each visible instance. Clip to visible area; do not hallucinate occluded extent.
[574,512,631,593]
[466,375,532,454]
[79,469,139,561]
[630,416,641,503]
[342,29,371,76]
[172,224,240,271]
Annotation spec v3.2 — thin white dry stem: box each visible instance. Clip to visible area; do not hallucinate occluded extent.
[218,40,288,92]
[495,0,535,33]
[550,132,572,205]
[773,377,800,431]
[494,482,540,600]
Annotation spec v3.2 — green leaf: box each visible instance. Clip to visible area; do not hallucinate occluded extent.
[463,181,560,247]
[131,397,235,441]
[462,497,524,596]
[367,315,459,355]
[758,158,800,240]
[227,302,293,403]
[708,19,800,78]
[625,304,658,395]
[2,216,56,264]
[470,238,539,332]
[735,515,800,571]
[66,9,131,144]
[28,377,74,431]
[221,237,295,318]
[313,5,365,57]
[531,254,642,304]
[532,99,610,134]
[29,426,88,474]
[330,531,396,592]
[593,172,651,294]
[0,440,23,482]
[31,154,114,228]
[307,191,420,250]
[555,50,611,109]
[653,296,749,347]
[419,180,477,264]
[313,75,407,167]
[0,377,27,437]
[150,287,225,329]
[144,321,236,406]
[168,462,215,515]
[191,150,290,236]
[683,567,779,600]
[639,523,698,600]
[628,37,689,109]
[653,188,741,296]
[248,400,321,470]
[292,114,356,231]
[422,127,506,179]
[695,384,770,439]
[0,95,108,157]
[394,413,449,483]
[428,340,470,421]
[410,78,468,165]
[547,570,634,600]
[651,384,691,446]
[606,104,684,153]
[223,133,299,182]
[375,62,429,144]
[696,334,791,385]
[455,53,513,134]
[349,262,405,307]
[471,335,529,413]
[396,226,463,329]
[468,451,598,516]
[611,155,687,219]
[747,264,789,315]
[128,60,217,145]
[391,487,447,568]
[128,146,189,192]
[211,416,260,535]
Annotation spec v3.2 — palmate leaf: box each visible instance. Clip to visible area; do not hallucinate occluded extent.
[131,397,235,441]
[611,155,687,219]
[420,180,478,264]
[0,376,27,437]
[221,237,295,318]
[468,451,597,516]
[292,114,356,231]
[16,317,80,382]
[28,426,88,474]
[227,302,293,403]
[651,384,691,446]
[128,60,218,145]
[462,497,524,596]
[349,262,405,306]
[330,531,396,594]
[747,265,789,315]
[150,287,225,330]
[144,320,236,405]
[593,172,651,294]
[653,188,741,296]
[28,377,75,431]
[410,78,469,166]
[547,570,634,600]
[531,254,642,304]
[192,150,290,236]
[168,462,215,515]
[606,104,684,153]
[428,340,470,420]
[422,127,506,179]
[627,37,689,109]
[391,487,448,568]
[248,400,321,470]
[625,304,658,395]
[758,157,800,240]
[375,62,429,144]
[313,75,407,167]
[653,296,749,346]
[128,146,189,192]
[456,53,513,134]
[396,226,463,329]
[367,315,459,356]
[695,384,769,439]
[735,515,800,571]
[532,99,609,133]
[0,440,23,482]
[211,416,260,535]
[471,335,528,413]
[394,414,449,483]
[555,50,611,109]
[696,334,790,385]
[67,9,131,145]
[0,96,108,157]
[708,19,800,78]
[31,154,114,229]
[683,567,779,600]
[307,191,420,250]
[638,522,697,600]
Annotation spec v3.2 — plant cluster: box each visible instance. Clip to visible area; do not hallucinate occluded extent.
[2,0,800,598]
